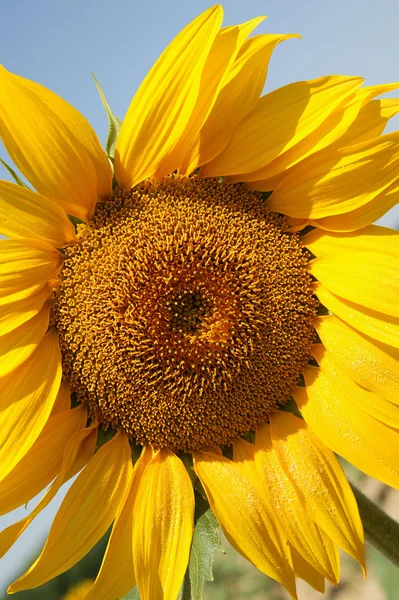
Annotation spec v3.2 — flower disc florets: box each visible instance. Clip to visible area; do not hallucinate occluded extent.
[51,177,318,451]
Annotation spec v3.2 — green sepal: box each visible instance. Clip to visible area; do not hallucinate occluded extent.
[70,392,80,409]
[95,427,115,451]
[180,492,223,600]
[180,452,197,484]
[68,214,86,229]
[130,440,143,464]
[260,190,273,200]
[0,158,29,187]
[241,430,255,444]
[92,74,122,159]
[279,396,302,418]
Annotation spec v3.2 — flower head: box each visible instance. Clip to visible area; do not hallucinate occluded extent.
[0,5,398,600]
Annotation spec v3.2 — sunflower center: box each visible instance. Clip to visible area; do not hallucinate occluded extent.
[51,176,318,451]
[169,291,210,335]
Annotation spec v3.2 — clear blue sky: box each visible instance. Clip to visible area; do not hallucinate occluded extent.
[1,0,399,593]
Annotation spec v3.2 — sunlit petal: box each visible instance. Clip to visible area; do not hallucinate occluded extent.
[133,449,195,600]
[0,330,62,482]
[10,430,131,592]
[270,412,365,572]
[316,315,399,403]
[194,450,297,598]
[115,6,223,189]
[0,65,111,219]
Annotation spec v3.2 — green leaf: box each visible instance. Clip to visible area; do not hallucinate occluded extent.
[181,492,223,600]
[92,74,122,158]
[0,158,29,187]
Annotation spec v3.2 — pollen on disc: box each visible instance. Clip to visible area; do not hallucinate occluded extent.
[51,176,318,451]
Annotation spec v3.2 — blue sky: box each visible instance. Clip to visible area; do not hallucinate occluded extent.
[0,0,399,593]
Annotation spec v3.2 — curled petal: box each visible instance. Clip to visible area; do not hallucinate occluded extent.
[194,449,297,598]
[270,411,365,572]
[0,423,97,561]
[316,315,399,404]
[295,351,399,488]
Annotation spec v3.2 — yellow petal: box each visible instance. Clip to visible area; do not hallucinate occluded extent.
[234,82,398,186]
[270,411,365,571]
[21,74,112,212]
[313,282,399,348]
[243,171,287,192]
[308,175,399,232]
[312,177,399,232]
[0,299,50,378]
[310,343,399,429]
[303,224,399,258]
[51,380,72,413]
[242,83,399,186]
[10,430,131,592]
[114,6,223,190]
[0,66,109,220]
[0,180,76,246]
[86,446,153,600]
[316,315,399,404]
[295,355,399,488]
[247,427,340,585]
[336,97,399,148]
[0,405,86,515]
[231,437,296,572]
[0,238,63,304]
[174,17,266,176]
[133,449,195,600]
[183,32,298,173]
[268,132,399,219]
[194,450,297,598]
[0,329,62,483]
[0,285,52,337]
[0,424,97,561]
[290,546,325,593]
[201,75,362,177]
[309,251,399,318]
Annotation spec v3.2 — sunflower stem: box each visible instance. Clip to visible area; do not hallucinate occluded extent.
[351,484,399,567]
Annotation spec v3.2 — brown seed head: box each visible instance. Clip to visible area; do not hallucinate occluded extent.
[51,176,318,451]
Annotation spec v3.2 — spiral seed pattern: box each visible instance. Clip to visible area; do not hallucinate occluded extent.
[51,176,318,451]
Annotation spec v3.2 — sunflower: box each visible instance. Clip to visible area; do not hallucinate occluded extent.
[0,4,398,600]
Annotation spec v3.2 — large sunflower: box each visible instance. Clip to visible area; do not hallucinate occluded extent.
[0,5,398,599]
